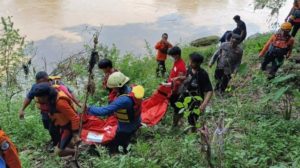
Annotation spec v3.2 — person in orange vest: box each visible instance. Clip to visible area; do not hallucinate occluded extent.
[0,129,22,168]
[285,0,300,37]
[259,22,294,79]
[98,58,118,103]
[155,33,173,77]
[32,83,80,157]
[19,71,77,152]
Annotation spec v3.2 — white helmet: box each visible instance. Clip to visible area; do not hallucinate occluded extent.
[106,72,130,88]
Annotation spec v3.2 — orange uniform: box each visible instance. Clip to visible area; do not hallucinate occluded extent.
[49,91,80,131]
[259,33,294,58]
[155,41,172,61]
[0,130,21,168]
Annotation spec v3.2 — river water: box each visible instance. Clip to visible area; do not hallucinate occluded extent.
[0,0,293,70]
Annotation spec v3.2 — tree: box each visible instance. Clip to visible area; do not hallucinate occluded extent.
[0,16,32,112]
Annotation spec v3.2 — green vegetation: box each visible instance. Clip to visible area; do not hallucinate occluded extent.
[0,17,299,168]
[190,36,220,47]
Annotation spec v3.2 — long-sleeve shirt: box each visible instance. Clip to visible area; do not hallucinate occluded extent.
[51,98,80,131]
[88,90,141,133]
[155,41,172,61]
[210,42,243,75]
[259,33,294,58]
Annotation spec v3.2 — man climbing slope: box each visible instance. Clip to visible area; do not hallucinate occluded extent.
[32,83,80,157]
[209,34,243,94]
[259,22,294,79]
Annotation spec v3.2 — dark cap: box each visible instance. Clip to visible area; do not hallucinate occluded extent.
[168,46,181,56]
[35,71,49,81]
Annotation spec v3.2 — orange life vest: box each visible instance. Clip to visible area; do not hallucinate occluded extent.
[0,130,21,168]
[49,91,77,127]
[35,85,75,112]
[271,34,292,49]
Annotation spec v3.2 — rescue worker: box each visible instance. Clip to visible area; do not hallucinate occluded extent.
[155,33,173,77]
[285,0,300,37]
[98,58,118,103]
[88,72,144,154]
[0,129,22,168]
[19,71,60,151]
[209,34,243,94]
[259,22,294,79]
[163,46,187,127]
[32,83,80,157]
[18,71,77,152]
[178,52,213,132]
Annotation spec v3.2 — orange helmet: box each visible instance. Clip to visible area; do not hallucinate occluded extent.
[280,22,292,31]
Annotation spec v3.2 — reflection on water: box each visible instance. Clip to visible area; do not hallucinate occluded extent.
[0,0,293,69]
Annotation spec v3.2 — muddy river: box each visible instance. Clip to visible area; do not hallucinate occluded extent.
[0,0,292,69]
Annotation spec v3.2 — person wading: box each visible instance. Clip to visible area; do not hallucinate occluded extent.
[87,72,144,154]
[259,22,294,79]
[155,33,173,77]
[209,34,243,94]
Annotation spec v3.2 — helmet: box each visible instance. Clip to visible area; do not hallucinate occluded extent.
[48,76,61,81]
[107,72,130,88]
[280,22,292,31]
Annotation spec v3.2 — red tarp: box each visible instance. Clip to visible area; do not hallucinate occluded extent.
[80,85,172,144]
[81,114,118,144]
[141,85,171,126]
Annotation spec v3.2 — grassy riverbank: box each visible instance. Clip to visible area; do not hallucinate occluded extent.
[0,28,300,167]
